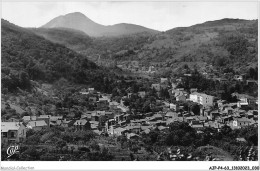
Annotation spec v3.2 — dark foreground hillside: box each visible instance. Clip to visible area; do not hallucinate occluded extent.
[1,19,113,93]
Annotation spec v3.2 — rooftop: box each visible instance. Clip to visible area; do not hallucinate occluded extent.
[1,122,23,132]
[28,120,48,127]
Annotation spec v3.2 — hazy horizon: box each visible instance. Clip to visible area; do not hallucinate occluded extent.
[2,1,258,31]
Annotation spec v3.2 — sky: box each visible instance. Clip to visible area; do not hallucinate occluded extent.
[1,1,258,31]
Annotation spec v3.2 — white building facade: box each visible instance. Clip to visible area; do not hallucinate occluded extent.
[189,92,214,107]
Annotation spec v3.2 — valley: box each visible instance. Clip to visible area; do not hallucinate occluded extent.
[1,14,258,162]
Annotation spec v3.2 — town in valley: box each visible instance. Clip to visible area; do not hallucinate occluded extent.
[1,2,258,162]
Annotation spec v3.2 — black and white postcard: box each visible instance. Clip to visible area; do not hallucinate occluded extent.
[1,0,259,170]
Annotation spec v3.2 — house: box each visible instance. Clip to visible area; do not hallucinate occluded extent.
[89,96,97,103]
[166,117,184,125]
[27,120,48,131]
[232,117,252,128]
[190,88,198,93]
[49,116,63,127]
[165,111,177,120]
[109,101,118,110]
[79,88,89,95]
[169,103,179,111]
[189,92,214,107]
[127,133,139,140]
[196,116,208,122]
[117,104,129,113]
[149,120,167,127]
[151,84,161,91]
[81,113,92,121]
[111,127,127,136]
[1,122,27,144]
[127,93,133,98]
[140,125,153,132]
[88,88,95,94]
[105,119,116,131]
[224,107,234,115]
[105,112,115,120]
[217,100,227,108]
[190,121,204,130]
[245,111,254,119]
[157,126,168,131]
[186,117,195,124]
[171,83,177,89]
[125,125,141,134]
[236,138,247,143]
[148,66,155,72]
[67,112,76,119]
[142,129,151,134]
[172,89,187,98]
[91,112,100,122]
[161,78,168,84]
[237,98,249,108]
[234,75,244,81]
[176,94,186,102]
[37,115,51,127]
[206,121,224,131]
[97,99,109,110]
[246,80,257,85]
[50,116,63,122]
[247,110,258,119]
[209,110,220,120]
[184,74,192,77]
[138,91,146,98]
[5,118,20,122]
[219,116,233,124]
[74,119,91,131]
[114,114,124,122]
[152,113,163,120]
[102,94,112,101]
[61,119,74,128]
[91,124,99,131]
[233,93,256,105]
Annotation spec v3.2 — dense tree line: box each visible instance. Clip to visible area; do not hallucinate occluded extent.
[176,68,257,99]
[140,121,258,160]
[1,19,114,93]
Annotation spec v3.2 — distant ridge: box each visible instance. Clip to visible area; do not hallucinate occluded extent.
[41,12,159,37]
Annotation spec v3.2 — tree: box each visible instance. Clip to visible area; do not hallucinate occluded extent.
[90,141,100,151]
[191,104,201,115]
[129,153,135,161]
[130,145,140,154]
[26,129,36,137]
[20,147,41,161]
[56,140,67,152]
[220,125,232,136]
[19,71,31,90]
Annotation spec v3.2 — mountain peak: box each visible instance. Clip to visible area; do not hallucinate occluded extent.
[66,12,85,16]
[41,12,159,37]
[63,12,88,19]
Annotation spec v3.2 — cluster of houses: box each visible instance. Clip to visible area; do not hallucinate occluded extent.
[117,61,158,74]
[1,76,258,145]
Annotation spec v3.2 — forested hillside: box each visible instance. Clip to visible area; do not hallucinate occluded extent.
[30,28,93,51]
[1,19,112,93]
[32,18,257,74]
